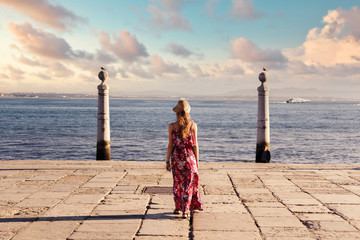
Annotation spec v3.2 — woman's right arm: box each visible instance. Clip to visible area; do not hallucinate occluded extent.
[192,123,199,168]
[166,124,173,171]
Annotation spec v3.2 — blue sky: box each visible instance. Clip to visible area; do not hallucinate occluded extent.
[0,0,360,97]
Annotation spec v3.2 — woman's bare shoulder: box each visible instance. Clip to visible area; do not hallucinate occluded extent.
[168,122,177,130]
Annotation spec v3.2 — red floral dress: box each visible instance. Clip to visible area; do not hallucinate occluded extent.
[171,123,203,213]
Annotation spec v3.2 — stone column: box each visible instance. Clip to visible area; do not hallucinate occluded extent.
[96,68,111,160]
[256,71,270,163]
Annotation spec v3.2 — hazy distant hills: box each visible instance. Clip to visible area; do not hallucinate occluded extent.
[115,88,359,101]
[225,88,359,101]
[2,88,359,101]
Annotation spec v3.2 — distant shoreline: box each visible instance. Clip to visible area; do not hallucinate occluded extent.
[1,93,359,102]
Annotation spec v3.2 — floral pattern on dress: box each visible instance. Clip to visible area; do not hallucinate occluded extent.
[171,123,203,213]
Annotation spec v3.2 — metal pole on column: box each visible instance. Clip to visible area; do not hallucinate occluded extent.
[96,67,111,160]
[256,70,270,163]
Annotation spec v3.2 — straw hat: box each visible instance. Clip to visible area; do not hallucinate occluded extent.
[173,99,191,113]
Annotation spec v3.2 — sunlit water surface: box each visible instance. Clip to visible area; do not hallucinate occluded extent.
[0,98,359,164]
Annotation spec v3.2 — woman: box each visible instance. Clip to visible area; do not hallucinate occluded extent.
[166,99,203,219]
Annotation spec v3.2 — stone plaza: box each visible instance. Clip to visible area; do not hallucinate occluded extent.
[0,160,359,239]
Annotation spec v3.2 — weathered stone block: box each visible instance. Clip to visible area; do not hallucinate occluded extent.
[193,212,257,231]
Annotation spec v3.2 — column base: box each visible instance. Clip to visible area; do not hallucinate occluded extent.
[256,143,270,163]
[96,140,111,160]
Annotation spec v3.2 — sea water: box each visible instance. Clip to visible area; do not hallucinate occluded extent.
[0,98,359,164]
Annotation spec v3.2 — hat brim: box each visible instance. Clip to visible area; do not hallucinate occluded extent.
[173,105,191,113]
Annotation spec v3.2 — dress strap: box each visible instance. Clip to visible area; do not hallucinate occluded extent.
[189,122,194,134]
[172,123,177,132]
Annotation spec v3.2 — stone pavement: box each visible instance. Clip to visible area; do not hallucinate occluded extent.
[0,160,360,240]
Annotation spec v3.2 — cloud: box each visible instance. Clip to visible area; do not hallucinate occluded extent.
[339,6,360,40]
[288,60,317,75]
[147,0,192,31]
[17,55,47,67]
[0,73,10,79]
[7,22,116,81]
[223,64,245,75]
[6,65,25,80]
[205,0,221,18]
[129,66,154,79]
[49,62,74,78]
[94,50,118,64]
[0,0,85,31]
[167,41,194,58]
[149,54,187,75]
[114,67,130,79]
[287,7,360,69]
[7,21,76,59]
[188,63,209,78]
[78,73,94,83]
[352,56,360,62]
[231,37,287,68]
[230,0,263,20]
[32,72,50,80]
[307,6,360,41]
[98,30,149,63]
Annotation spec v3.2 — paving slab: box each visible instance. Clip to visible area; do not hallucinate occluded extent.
[27,191,71,199]
[260,226,314,238]
[193,231,262,240]
[138,219,189,236]
[134,236,188,240]
[95,201,148,211]
[203,185,235,195]
[68,231,135,240]
[42,203,98,218]
[248,207,294,217]
[0,222,29,232]
[64,194,105,204]
[282,198,323,206]
[341,185,360,195]
[245,201,285,208]
[193,212,258,231]
[0,194,29,202]
[12,220,79,240]
[297,213,345,221]
[75,220,141,232]
[286,204,332,213]
[0,231,14,240]
[313,194,360,204]
[15,198,61,208]
[329,204,360,220]
[255,216,305,228]
[314,231,360,240]
[145,208,179,219]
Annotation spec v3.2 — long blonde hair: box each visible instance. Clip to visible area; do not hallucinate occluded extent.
[177,110,191,139]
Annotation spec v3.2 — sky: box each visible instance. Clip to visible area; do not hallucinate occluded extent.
[0,0,360,97]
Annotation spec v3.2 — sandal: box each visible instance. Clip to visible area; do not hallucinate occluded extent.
[173,209,181,214]
[182,212,190,220]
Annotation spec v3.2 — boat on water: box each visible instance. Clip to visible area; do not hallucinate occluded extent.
[286,98,311,103]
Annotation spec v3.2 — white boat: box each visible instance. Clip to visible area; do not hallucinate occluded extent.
[286,98,311,103]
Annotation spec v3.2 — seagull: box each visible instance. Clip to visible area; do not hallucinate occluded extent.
[263,68,267,71]
[101,67,106,70]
